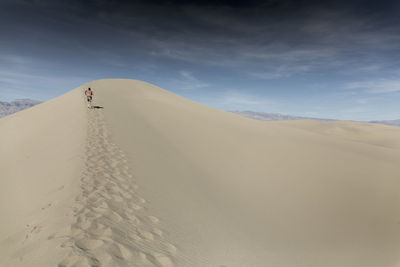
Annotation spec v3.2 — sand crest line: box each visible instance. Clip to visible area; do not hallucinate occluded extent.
[58,108,179,267]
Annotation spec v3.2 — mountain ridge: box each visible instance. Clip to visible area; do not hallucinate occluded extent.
[1,99,398,128]
[231,110,400,127]
[0,99,41,118]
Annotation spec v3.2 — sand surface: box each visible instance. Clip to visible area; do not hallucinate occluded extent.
[1,78,400,267]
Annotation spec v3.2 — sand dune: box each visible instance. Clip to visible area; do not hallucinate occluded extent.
[1,79,400,267]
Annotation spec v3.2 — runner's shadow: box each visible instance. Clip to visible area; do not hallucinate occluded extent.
[92,106,104,109]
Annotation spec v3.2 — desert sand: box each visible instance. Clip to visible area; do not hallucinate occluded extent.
[1,79,400,267]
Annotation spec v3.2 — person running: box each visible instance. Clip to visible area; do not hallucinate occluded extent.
[85,87,93,108]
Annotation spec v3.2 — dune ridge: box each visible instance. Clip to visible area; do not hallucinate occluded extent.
[1,79,400,267]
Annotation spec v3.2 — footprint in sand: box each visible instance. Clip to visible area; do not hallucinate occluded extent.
[27,225,43,236]
[41,202,52,210]
[127,213,140,224]
[165,243,178,255]
[138,230,154,241]
[130,232,142,241]
[151,252,174,267]
[71,258,93,267]
[89,223,113,237]
[138,252,153,265]
[107,243,132,260]
[129,203,143,211]
[58,110,181,267]
[71,228,84,237]
[93,252,112,266]
[93,200,108,210]
[76,219,91,230]
[152,228,163,237]
[112,195,124,202]
[120,191,133,199]
[75,238,104,250]
[148,216,160,223]
[58,255,79,267]
[60,240,74,248]
[105,211,122,222]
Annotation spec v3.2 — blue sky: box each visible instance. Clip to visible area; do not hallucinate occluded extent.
[1,0,399,120]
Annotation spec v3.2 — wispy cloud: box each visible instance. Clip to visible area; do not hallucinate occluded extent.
[0,54,31,65]
[219,90,274,110]
[0,70,87,100]
[168,71,208,90]
[342,107,367,114]
[248,65,311,80]
[346,79,400,94]
[356,98,369,104]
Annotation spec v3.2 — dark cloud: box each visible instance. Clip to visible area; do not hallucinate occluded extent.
[1,1,400,101]
[1,0,399,72]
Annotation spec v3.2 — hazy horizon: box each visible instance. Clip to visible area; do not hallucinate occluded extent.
[1,97,399,125]
[1,0,399,120]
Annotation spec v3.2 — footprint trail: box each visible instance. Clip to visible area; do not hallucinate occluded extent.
[58,108,180,267]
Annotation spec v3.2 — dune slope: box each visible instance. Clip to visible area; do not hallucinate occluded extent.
[0,89,86,266]
[1,78,400,267]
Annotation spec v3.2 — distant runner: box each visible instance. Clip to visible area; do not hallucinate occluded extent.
[85,88,93,108]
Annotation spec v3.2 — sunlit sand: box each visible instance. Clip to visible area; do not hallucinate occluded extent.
[1,79,400,266]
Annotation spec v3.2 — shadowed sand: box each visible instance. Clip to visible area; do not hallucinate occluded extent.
[1,79,400,266]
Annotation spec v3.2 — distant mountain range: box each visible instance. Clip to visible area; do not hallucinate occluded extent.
[1,100,398,128]
[0,99,41,118]
[369,119,400,127]
[231,110,400,127]
[230,111,335,122]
